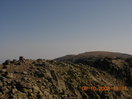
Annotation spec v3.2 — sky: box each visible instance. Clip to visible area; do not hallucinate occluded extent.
[0,0,132,61]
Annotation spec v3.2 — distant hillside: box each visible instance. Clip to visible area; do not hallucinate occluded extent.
[55,51,132,61]
[55,51,132,87]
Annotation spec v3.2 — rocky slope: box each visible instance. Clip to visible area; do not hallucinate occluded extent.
[0,53,132,99]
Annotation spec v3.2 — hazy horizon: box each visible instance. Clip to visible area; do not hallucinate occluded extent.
[1,0,132,61]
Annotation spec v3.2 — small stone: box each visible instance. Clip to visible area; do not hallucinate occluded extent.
[1,72,14,79]
[3,65,9,69]
[19,56,25,62]
[50,70,58,81]
[21,77,28,81]
[22,71,28,75]
[11,59,17,64]
[3,60,11,66]
[34,71,44,78]
[1,69,7,72]
[12,88,17,94]
[7,73,14,78]
[0,86,9,94]
[0,76,6,82]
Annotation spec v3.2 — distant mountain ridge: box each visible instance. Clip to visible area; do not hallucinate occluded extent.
[55,51,132,61]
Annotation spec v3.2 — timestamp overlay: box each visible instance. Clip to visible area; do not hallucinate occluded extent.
[81,86,127,91]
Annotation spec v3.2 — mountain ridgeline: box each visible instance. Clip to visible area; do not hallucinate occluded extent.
[0,51,132,99]
[56,51,132,86]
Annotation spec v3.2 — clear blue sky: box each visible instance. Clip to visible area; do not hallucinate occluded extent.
[0,0,132,60]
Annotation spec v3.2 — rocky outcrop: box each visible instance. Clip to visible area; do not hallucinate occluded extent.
[0,57,131,99]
